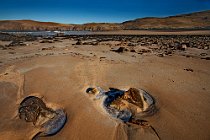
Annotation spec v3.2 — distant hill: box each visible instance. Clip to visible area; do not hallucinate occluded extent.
[122,10,210,30]
[0,20,74,31]
[0,10,210,31]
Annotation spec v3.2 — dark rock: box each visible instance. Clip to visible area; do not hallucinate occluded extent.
[75,39,82,45]
[174,42,182,50]
[0,32,36,41]
[139,49,151,53]
[19,96,67,139]
[128,43,136,46]
[40,40,54,43]
[7,41,27,47]
[0,44,5,49]
[206,57,210,60]
[165,49,173,55]
[200,53,208,56]
[41,46,55,51]
[184,68,193,72]
[112,47,126,53]
[130,49,136,53]
[201,57,210,60]
[157,53,165,57]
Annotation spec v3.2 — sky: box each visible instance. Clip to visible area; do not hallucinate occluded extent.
[0,0,210,24]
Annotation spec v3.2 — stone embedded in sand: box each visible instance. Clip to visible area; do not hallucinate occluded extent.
[122,88,144,108]
[86,87,156,122]
[184,68,194,72]
[41,46,55,51]
[113,88,155,115]
[40,40,54,43]
[130,49,136,52]
[7,41,28,47]
[204,46,209,50]
[86,87,100,95]
[75,39,82,45]
[111,47,127,53]
[19,96,67,138]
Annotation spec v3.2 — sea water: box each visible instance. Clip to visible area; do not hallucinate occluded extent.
[1,30,92,37]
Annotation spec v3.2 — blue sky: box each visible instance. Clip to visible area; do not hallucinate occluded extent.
[0,0,210,24]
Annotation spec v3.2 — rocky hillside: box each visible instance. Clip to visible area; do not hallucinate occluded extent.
[122,10,210,30]
[0,10,209,31]
[0,20,75,31]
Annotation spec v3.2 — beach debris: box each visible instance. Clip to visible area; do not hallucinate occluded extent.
[19,96,67,139]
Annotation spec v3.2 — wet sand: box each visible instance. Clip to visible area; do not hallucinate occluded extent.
[0,32,210,140]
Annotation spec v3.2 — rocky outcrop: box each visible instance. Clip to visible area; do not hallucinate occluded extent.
[122,10,210,30]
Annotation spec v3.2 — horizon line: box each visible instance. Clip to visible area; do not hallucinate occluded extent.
[0,9,209,24]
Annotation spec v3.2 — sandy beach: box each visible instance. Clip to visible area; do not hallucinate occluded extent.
[0,31,210,140]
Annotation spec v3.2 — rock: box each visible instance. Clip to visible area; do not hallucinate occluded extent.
[75,39,82,45]
[86,87,156,121]
[201,57,210,60]
[111,47,127,53]
[165,49,172,55]
[200,53,208,56]
[130,49,136,52]
[180,44,187,51]
[41,46,55,51]
[40,40,54,43]
[157,53,165,57]
[83,41,99,45]
[128,43,136,46]
[205,57,210,60]
[139,49,151,53]
[169,41,187,51]
[19,96,67,139]
[0,44,5,49]
[184,68,193,72]
[0,32,36,41]
[123,88,155,113]
[7,41,28,47]
[204,46,209,50]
